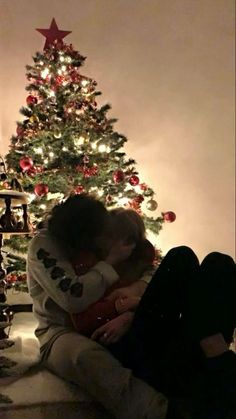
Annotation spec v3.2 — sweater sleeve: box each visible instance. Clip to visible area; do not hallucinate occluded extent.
[27,231,119,314]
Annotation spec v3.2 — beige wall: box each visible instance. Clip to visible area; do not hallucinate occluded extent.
[0,0,235,260]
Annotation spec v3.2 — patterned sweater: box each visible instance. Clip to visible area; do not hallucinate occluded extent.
[27,229,119,352]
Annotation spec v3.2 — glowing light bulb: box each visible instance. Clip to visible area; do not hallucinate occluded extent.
[81,79,89,87]
[59,56,65,62]
[65,56,72,63]
[106,146,111,153]
[91,143,97,150]
[75,109,84,115]
[74,136,85,146]
[40,204,46,210]
[34,147,43,155]
[97,189,104,197]
[44,158,49,164]
[58,69,62,75]
[62,146,68,151]
[41,68,50,78]
[49,90,55,97]
[98,144,107,153]
[28,193,36,203]
[61,65,67,72]
[49,152,54,158]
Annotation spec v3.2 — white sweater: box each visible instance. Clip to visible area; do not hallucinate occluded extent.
[27,229,119,351]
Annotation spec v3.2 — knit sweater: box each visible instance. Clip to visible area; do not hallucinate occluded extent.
[27,229,119,351]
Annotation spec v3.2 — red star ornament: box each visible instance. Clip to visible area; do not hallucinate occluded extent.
[36,18,71,50]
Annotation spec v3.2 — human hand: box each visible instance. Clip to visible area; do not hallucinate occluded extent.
[115,296,141,314]
[106,286,135,302]
[105,240,135,266]
[91,312,134,345]
[107,281,148,302]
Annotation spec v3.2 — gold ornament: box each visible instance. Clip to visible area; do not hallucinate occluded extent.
[146,199,158,211]
[29,115,39,124]
[54,130,62,139]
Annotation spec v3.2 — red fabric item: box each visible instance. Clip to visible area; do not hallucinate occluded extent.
[71,299,117,337]
[71,239,155,337]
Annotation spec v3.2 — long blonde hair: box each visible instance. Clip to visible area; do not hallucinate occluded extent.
[110,208,146,245]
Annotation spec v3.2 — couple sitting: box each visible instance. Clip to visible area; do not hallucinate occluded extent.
[27,194,236,419]
[71,207,156,340]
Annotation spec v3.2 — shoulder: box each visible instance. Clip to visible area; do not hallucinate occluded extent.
[28,229,61,259]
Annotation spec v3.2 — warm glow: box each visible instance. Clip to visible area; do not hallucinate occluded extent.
[34,147,43,155]
[74,136,85,146]
[81,79,89,87]
[41,68,50,78]
[98,144,106,153]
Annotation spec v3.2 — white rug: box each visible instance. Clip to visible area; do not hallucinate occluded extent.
[0,312,92,409]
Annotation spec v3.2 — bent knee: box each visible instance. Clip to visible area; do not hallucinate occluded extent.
[167,245,198,261]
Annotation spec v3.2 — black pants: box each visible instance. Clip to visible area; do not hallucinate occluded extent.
[110,246,236,414]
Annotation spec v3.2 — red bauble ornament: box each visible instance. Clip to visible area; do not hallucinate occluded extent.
[26,95,38,106]
[16,125,25,137]
[20,156,33,171]
[27,167,37,177]
[70,70,80,83]
[2,181,11,189]
[74,185,84,194]
[139,183,148,191]
[55,75,64,85]
[112,169,125,183]
[106,194,113,204]
[163,211,176,223]
[134,194,144,204]
[34,183,49,197]
[129,175,139,186]
[7,274,17,285]
[128,200,141,212]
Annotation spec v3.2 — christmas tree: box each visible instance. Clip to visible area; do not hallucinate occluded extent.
[2,19,176,290]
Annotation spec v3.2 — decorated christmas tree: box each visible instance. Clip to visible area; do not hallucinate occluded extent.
[2,19,176,290]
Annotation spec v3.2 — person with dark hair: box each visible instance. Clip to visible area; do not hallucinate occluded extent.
[27,194,168,419]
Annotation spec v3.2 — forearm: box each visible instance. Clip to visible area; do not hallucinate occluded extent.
[127,280,148,297]
[28,233,119,313]
[118,311,135,326]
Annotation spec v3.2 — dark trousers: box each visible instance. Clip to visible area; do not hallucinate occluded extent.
[110,246,236,415]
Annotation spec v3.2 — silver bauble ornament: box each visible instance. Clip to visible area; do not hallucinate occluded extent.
[146,199,158,211]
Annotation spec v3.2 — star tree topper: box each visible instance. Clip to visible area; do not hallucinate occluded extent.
[36,18,71,49]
